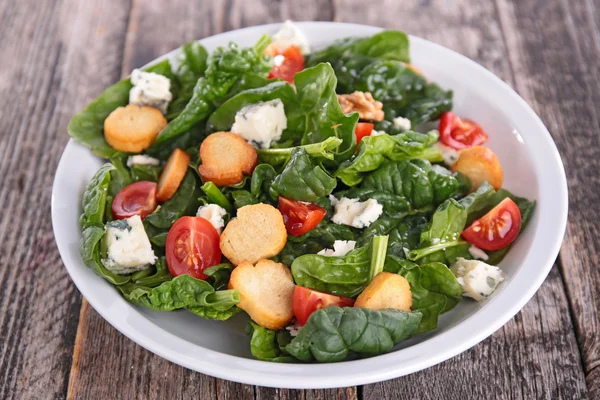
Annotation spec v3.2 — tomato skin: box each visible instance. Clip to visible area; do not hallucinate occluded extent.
[278,196,326,237]
[439,112,488,150]
[293,286,355,326]
[265,45,305,83]
[462,198,522,251]
[165,216,222,280]
[112,181,158,220]
[354,122,374,151]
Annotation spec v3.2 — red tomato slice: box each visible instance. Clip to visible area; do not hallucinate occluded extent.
[165,216,221,280]
[278,196,326,237]
[354,122,374,151]
[112,181,158,220]
[439,112,489,150]
[293,286,355,326]
[266,45,305,83]
[462,198,522,251]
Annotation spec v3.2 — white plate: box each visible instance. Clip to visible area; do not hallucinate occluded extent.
[51,22,568,389]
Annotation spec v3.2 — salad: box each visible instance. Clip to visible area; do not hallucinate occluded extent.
[69,21,535,363]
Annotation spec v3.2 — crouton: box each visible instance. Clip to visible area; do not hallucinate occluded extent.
[104,104,167,152]
[354,272,412,311]
[451,146,504,190]
[229,259,295,330]
[198,132,258,187]
[220,204,287,266]
[157,148,190,202]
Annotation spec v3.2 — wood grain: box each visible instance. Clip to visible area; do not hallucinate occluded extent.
[493,0,600,397]
[0,0,131,398]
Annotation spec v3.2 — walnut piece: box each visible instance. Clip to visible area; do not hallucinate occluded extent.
[337,91,385,121]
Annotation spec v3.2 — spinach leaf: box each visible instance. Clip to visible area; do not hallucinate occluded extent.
[167,41,209,120]
[335,131,442,186]
[67,60,174,158]
[291,235,388,298]
[250,164,278,201]
[276,223,355,266]
[80,163,115,229]
[145,171,201,228]
[130,164,162,182]
[203,263,234,290]
[246,322,297,362]
[119,274,240,321]
[207,80,299,131]
[129,257,172,288]
[306,31,410,92]
[408,199,469,262]
[271,148,337,202]
[257,137,342,168]
[79,224,130,285]
[385,257,462,332]
[201,182,233,212]
[107,153,132,197]
[151,37,273,147]
[354,60,453,127]
[285,306,422,362]
[294,63,359,164]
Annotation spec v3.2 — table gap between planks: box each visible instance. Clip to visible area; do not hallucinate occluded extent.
[0,0,598,399]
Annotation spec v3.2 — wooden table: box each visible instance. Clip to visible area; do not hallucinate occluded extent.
[1,0,598,398]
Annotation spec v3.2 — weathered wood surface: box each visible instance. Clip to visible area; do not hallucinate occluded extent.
[0,0,597,399]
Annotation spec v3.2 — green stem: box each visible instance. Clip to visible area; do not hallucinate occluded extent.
[369,235,389,282]
[201,182,233,212]
[407,240,469,260]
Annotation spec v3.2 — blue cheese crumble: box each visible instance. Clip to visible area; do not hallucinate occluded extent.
[451,258,504,301]
[231,99,287,149]
[317,240,357,257]
[129,69,173,114]
[102,215,157,274]
[332,197,383,228]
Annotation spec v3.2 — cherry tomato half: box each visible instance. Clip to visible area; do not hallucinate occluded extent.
[112,181,158,220]
[165,216,222,280]
[439,112,488,150]
[462,198,522,251]
[354,122,374,151]
[278,196,326,237]
[265,45,305,83]
[293,286,355,326]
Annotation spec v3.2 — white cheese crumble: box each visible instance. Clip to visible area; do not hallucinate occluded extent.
[126,155,161,168]
[469,245,489,261]
[318,240,357,257]
[129,69,173,114]
[433,141,460,166]
[392,116,412,131]
[231,99,287,149]
[196,204,227,233]
[272,20,311,54]
[332,197,383,229]
[102,215,157,274]
[450,258,504,301]
[285,321,303,337]
[328,194,339,207]
[371,130,387,136]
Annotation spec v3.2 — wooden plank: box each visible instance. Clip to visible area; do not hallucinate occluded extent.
[65,1,352,399]
[0,0,131,398]
[494,0,600,397]
[333,1,589,398]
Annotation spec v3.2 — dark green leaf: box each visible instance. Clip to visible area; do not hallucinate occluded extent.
[145,171,201,228]
[246,322,297,362]
[79,224,130,285]
[80,163,114,229]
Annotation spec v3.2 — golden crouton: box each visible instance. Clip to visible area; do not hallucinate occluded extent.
[354,272,412,311]
[198,132,258,187]
[451,146,504,191]
[229,259,295,330]
[220,204,287,266]
[157,148,190,203]
[104,104,167,152]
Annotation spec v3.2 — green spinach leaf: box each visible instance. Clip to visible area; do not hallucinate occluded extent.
[285,306,421,362]
[80,163,115,229]
[271,148,337,202]
[79,224,130,285]
[257,137,342,168]
[291,235,388,298]
[145,171,201,228]
[246,322,297,362]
